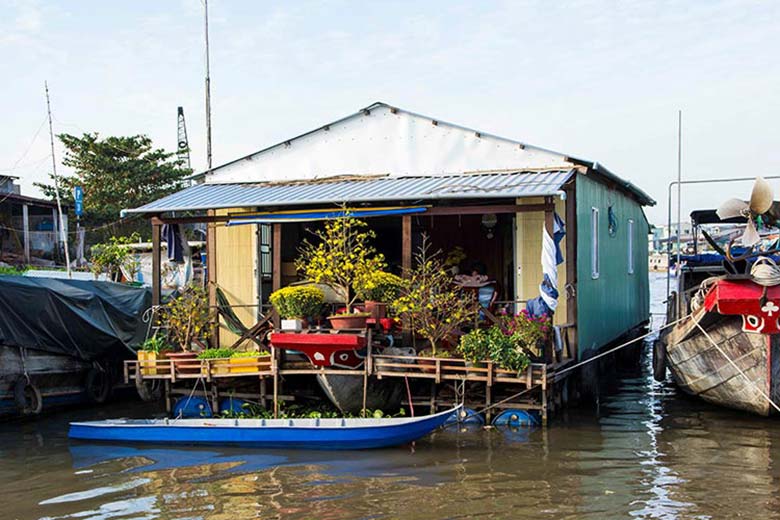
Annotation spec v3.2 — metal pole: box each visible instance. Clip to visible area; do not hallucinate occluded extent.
[676,110,682,278]
[204,0,213,174]
[45,81,71,278]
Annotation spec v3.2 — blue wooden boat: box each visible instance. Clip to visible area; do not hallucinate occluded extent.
[68,405,461,450]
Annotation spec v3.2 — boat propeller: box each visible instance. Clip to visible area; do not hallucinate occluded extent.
[716,176,774,247]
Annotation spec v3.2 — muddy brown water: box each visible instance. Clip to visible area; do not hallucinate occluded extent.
[2,273,779,519]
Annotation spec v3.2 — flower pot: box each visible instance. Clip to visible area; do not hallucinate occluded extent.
[201,358,231,376]
[229,356,270,373]
[363,301,387,319]
[281,318,305,331]
[138,350,166,375]
[166,351,200,374]
[328,314,369,330]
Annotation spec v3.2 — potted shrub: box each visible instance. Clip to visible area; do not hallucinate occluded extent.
[137,333,171,375]
[356,271,405,319]
[392,236,478,359]
[197,348,234,375]
[229,350,272,373]
[269,285,325,331]
[296,215,386,329]
[164,284,214,372]
[458,324,532,376]
[457,328,491,375]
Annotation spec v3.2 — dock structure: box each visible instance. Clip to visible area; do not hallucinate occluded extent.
[121,103,654,421]
[125,339,575,424]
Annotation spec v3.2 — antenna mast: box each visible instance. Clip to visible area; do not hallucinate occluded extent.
[177,106,191,170]
[44,81,71,278]
[204,0,213,174]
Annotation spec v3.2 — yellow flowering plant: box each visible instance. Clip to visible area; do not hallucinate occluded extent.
[296,215,386,314]
[355,271,406,303]
[391,235,478,355]
[163,284,214,351]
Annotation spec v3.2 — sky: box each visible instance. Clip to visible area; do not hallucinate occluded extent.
[1,0,779,225]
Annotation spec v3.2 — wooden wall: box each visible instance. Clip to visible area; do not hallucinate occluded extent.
[514,197,568,325]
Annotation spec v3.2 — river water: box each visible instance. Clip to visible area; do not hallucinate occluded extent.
[2,273,779,520]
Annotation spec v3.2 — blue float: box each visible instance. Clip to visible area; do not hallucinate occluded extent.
[492,409,540,428]
[219,398,251,415]
[443,407,484,426]
[172,396,213,418]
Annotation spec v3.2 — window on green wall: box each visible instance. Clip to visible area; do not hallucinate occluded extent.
[627,218,635,275]
[591,207,599,279]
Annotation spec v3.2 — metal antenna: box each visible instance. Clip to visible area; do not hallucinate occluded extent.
[204,0,212,174]
[44,81,71,278]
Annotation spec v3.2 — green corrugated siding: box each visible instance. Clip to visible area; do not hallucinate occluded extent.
[576,174,650,355]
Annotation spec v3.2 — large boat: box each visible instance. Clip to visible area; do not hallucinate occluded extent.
[656,178,780,415]
[0,276,151,417]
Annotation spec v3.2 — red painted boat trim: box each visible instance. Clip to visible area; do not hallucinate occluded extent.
[704,280,780,334]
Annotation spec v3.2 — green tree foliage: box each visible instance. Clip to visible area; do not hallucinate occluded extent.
[36,133,191,239]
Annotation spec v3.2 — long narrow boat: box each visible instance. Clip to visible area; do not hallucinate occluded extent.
[68,405,461,450]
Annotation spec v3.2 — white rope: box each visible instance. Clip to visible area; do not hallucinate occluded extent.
[750,256,780,287]
[694,321,780,414]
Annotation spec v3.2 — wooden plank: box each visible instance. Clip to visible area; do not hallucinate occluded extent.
[151,222,161,307]
[427,204,552,216]
[401,215,412,273]
[206,209,219,347]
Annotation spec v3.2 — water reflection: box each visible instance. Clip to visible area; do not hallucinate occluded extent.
[3,274,780,519]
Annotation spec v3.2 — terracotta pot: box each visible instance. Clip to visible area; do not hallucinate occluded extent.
[363,301,387,319]
[166,351,200,374]
[328,314,369,330]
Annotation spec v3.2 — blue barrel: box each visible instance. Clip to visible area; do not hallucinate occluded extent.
[492,409,540,428]
[219,397,251,415]
[172,396,212,418]
[444,407,485,426]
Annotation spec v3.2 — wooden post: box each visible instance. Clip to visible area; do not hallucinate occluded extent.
[544,197,556,364]
[564,184,578,360]
[151,221,162,307]
[401,215,412,273]
[22,204,30,264]
[271,223,282,329]
[206,209,219,347]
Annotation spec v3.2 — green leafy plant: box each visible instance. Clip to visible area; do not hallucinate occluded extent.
[164,284,214,352]
[457,325,531,374]
[89,232,141,281]
[139,334,171,354]
[269,285,325,319]
[498,310,551,358]
[355,271,406,303]
[296,215,386,314]
[392,235,478,355]
[231,350,271,358]
[197,348,234,359]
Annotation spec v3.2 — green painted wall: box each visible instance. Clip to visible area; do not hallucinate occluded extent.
[575,174,650,355]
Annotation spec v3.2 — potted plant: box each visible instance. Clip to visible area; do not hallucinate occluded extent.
[498,310,551,360]
[163,284,214,372]
[229,349,272,373]
[197,348,235,375]
[457,328,491,375]
[356,271,405,319]
[296,215,386,329]
[269,285,325,331]
[137,333,171,375]
[392,235,478,360]
[458,323,532,376]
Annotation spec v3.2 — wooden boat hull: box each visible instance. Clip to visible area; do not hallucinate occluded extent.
[68,405,460,450]
[317,373,404,415]
[666,314,779,415]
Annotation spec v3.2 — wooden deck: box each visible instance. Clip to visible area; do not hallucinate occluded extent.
[126,349,574,424]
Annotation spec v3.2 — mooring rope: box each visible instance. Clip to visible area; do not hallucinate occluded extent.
[750,256,780,287]
[694,321,780,414]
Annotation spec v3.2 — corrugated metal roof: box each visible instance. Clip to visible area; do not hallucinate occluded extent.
[124,170,575,214]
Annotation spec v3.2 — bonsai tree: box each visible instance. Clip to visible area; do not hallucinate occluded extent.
[392,235,478,356]
[296,215,386,314]
[269,286,325,320]
[164,284,213,351]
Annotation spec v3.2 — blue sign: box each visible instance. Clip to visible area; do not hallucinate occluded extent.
[73,186,84,217]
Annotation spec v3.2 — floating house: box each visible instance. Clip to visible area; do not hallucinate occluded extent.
[124,102,654,420]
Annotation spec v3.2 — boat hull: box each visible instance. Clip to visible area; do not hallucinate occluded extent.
[317,373,404,415]
[68,406,460,450]
[665,313,779,416]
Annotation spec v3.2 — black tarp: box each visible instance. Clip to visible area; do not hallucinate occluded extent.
[0,276,151,361]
